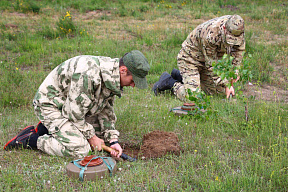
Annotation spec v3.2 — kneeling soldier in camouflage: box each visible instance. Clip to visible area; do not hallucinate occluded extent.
[4,50,150,158]
[153,15,245,100]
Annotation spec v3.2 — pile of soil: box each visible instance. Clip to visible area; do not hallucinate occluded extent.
[140,130,181,158]
[122,130,181,159]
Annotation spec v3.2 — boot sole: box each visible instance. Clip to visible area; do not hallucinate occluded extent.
[3,125,35,150]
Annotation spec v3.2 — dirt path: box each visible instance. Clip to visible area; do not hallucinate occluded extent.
[243,83,288,103]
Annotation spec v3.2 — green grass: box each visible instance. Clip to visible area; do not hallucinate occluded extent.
[0,0,288,191]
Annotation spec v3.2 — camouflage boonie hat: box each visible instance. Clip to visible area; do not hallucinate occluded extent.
[123,50,150,89]
[225,15,244,45]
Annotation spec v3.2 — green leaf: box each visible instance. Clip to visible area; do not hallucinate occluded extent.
[189,96,197,102]
[220,73,225,80]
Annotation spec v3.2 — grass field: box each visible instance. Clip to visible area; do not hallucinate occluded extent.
[0,0,288,191]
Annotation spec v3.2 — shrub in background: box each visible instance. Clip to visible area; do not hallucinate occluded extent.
[56,11,76,37]
[13,0,40,13]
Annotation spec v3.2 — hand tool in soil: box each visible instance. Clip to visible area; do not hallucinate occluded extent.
[101,144,136,162]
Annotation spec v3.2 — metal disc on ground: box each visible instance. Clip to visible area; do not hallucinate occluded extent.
[79,155,104,167]
[66,156,117,181]
[171,103,206,116]
[171,106,189,116]
[171,103,195,116]
[181,102,195,110]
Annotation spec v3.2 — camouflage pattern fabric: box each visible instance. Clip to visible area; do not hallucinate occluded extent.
[173,15,245,101]
[37,121,91,157]
[33,55,121,157]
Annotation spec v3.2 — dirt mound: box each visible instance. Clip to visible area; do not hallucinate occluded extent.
[121,131,181,159]
[140,130,181,158]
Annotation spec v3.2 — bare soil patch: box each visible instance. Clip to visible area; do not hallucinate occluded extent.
[9,12,27,17]
[82,10,112,20]
[4,24,18,29]
[243,83,288,103]
[220,5,239,11]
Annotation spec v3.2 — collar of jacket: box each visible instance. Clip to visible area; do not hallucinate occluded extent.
[99,60,121,98]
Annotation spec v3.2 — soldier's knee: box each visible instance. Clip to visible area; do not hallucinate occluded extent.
[71,143,90,158]
[73,148,90,158]
[174,84,187,101]
[66,137,91,158]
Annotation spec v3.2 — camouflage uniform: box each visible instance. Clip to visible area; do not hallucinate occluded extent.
[33,55,122,157]
[173,15,245,101]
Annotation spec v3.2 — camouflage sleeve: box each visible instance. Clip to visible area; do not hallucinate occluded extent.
[62,73,96,140]
[231,41,245,67]
[98,97,119,142]
[201,38,218,67]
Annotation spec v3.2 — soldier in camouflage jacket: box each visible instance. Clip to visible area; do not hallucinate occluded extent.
[4,50,150,158]
[153,15,245,100]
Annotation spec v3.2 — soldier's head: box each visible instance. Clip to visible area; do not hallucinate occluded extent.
[119,50,150,89]
[224,15,245,46]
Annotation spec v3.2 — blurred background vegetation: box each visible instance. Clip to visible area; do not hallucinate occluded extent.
[0,0,288,191]
[0,0,287,107]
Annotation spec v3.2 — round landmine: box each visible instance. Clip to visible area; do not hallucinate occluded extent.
[181,103,195,111]
[171,103,196,116]
[79,155,103,167]
[66,156,117,181]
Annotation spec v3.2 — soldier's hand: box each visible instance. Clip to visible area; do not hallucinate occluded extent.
[110,140,123,158]
[232,76,240,83]
[88,135,104,151]
[225,86,235,99]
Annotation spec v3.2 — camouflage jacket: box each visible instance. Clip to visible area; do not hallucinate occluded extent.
[180,15,245,68]
[33,55,122,141]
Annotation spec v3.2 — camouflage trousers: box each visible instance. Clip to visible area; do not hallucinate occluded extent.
[34,104,91,158]
[173,49,227,101]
